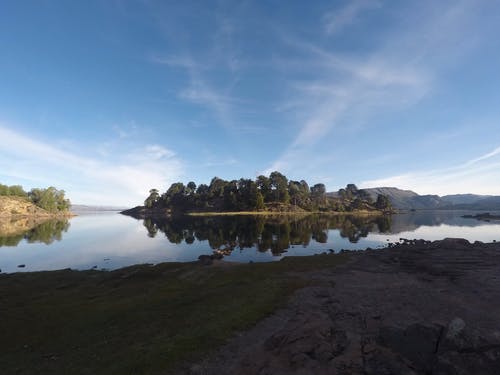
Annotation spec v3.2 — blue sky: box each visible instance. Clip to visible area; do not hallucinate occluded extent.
[1,0,500,205]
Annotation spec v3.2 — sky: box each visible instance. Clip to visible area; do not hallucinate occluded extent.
[1,0,500,206]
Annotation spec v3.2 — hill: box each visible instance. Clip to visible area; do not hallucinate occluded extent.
[0,196,52,217]
[357,187,500,210]
[0,196,72,218]
[361,187,442,210]
[440,194,493,205]
[71,204,129,213]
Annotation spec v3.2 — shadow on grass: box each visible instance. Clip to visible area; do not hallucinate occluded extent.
[0,253,348,374]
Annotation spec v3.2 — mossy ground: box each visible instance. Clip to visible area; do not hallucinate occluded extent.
[0,254,348,375]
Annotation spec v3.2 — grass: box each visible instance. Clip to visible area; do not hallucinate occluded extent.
[186,210,384,216]
[0,254,349,375]
[186,211,311,216]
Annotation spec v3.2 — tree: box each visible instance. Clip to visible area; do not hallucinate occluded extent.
[163,182,186,209]
[351,197,363,210]
[208,177,227,199]
[338,188,347,199]
[223,180,238,210]
[186,182,197,195]
[345,184,358,199]
[256,175,272,202]
[310,183,327,209]
[29,187,70,212]
[196,184,209,196]
[358,189,373,204]
[8,185,27,197]
[375,194,391,210]
[255,190,265,210]
[0,184,27,197]
[144,189,160,208]
[288,180,301,206]
[269,171,290,203]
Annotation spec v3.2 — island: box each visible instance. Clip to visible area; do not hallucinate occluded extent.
[121,171,393,218]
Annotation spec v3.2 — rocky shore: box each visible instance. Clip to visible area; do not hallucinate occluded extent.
[0,196,74,218]
[187,238,500,374]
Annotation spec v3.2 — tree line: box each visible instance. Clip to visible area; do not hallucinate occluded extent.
[0,184,71,212]
[142,171,392,213]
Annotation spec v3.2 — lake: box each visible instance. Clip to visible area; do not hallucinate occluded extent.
[1,211,499,273]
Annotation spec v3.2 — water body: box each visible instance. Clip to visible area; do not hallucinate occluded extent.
[0,211,499,273]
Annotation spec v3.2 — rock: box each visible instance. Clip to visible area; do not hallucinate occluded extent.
[198,255,213,265]
[438,317,491,353]
[212,252,224,260]
[189,364,204,374]
[433,238,471,249]
[17,264,25,268]
[445,317,466,341]
[379,323,443,372]
[263,311,348,371]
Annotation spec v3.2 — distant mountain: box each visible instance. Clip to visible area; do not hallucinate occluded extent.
[361,187,443,210]
[445,196,500,210]
[440,194,493,205]
[70,204,130,212]
[341,187,500,210]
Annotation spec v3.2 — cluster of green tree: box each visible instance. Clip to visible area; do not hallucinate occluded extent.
[0,184,71,212]
[0,184,27,197]
[142,172,392,213]
[142,214,392,255]
[0,219,70,247]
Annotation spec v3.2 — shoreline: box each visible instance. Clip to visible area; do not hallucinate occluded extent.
[186,209,388,216]
[2,238,499,374]
[121,208,391,218]
[0,212,76,219]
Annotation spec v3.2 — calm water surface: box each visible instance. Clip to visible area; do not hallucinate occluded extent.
[1,211,499,273]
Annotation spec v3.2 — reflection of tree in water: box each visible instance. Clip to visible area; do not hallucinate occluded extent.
[142,214,392,256]
[0,219,70,247]
[0,233,25,247]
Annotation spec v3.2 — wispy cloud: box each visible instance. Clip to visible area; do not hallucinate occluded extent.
[323,0,381,35]
[464,146,500,167]
[150,54,204,70]
[0,124,184,206]
[152,51,240,130]
[265,0,479,175]
[361,146,500,195]
[178,76,234,128]
[202,157,238,168]
[150,6,251,132]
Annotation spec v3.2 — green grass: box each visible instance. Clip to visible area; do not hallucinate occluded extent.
[186,210,384,216]
[0,254,348,375]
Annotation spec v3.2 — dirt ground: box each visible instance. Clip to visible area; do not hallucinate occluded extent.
[185,238,500,374]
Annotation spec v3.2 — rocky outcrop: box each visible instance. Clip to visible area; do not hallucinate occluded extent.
[0,196,50,217]
[120,206,170,219]
[186,239,500,374]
